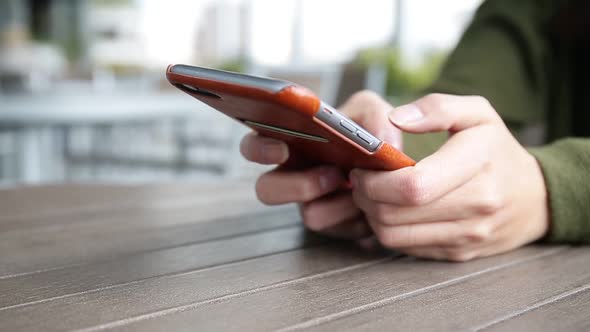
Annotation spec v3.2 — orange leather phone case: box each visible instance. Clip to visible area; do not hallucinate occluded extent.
[166,64,415,171]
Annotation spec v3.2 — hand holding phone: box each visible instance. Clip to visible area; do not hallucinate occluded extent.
[167,64,412,241]
[243,90,405,241]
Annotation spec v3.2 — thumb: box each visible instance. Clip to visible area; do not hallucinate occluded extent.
[388,94,502,134]
[359,106,403,150]
[339,91,403,150]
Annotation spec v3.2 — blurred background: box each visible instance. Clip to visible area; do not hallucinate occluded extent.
[0,0,482,186]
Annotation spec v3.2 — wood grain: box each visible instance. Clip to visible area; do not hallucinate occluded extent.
[0,245,388,331]
[102,246,563,332]
[0,225,321,309]
[0,209,302,307]
[0,182,256,230]
[0,184,140,220]
[2,183,587,332]
[0,201,295,277]
[484,287,590,332]
[0,181,254,222]
[0,208,299,279]
[299,247,590,332]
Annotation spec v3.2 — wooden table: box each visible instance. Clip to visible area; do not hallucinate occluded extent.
[1,183,588,331]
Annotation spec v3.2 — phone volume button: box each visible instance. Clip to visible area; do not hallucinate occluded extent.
[356,131,374,145]
[339,120,356,133]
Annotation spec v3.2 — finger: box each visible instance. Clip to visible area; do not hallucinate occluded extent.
[352,174,503,225]
[256,166,346,205]
[300,192,361,231]
[353,191,478,226]
[240,132,289,164]
[388,93,502,134]
[367,218,495,248]
[339,90,402,148]
[351,129,493,205]
[353,94,504,205]
[318,219,372,239]
[356,236,381,251]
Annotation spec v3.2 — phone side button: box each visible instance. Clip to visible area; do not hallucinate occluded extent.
[339,120,356,133]
[356,131,374,146]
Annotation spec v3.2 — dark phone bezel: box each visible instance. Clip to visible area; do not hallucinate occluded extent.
[170,65,292,93]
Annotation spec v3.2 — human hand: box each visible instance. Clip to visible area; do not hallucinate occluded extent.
[240,90,402,239]
[350,94,550,261]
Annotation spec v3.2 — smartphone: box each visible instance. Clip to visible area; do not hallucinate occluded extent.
[166,64,415,171]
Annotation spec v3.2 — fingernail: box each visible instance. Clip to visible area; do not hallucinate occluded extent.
[389,104,423,125]
[319,168,342,191]
[261,140,288,163]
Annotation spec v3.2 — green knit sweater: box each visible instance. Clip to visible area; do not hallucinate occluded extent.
[424,0,590,242]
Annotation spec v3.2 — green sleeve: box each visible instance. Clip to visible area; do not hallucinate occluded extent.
[428,0,558,126]
[529,139,590,243]
[406,0,559,160]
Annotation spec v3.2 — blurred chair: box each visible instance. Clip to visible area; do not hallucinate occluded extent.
[64,123,211,181]
[62,109,249,183]
[0,132,15,184]
[0,91,254,185]
[0,40,66,94]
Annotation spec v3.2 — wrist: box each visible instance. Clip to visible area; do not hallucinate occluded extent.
[525,151,551,242]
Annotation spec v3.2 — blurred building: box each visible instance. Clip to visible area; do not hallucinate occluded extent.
[87,0,146,74]
[0,0,484,186]
[194,1,250,67]
[0,0,70,93]
[0,0,151,93]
